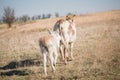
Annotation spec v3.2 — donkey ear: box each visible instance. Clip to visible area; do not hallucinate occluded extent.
[66,16,69,20]
[73,14,76,17]
[57,20,60,24]
[66,15,69,18]
[57,19,64,24]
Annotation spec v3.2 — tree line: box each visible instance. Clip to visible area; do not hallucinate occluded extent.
[1,7,60,28]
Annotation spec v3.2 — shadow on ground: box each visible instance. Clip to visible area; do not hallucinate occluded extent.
[0,59,40,70]
[0,70,28,76]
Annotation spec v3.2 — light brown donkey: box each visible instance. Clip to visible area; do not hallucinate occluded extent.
[39,30,61,75]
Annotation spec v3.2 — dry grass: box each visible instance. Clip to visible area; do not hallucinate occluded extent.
[0,10,120,80]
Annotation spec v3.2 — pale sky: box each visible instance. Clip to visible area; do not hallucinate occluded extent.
[0,0,120,19]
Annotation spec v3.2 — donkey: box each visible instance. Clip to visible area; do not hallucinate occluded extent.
[39,30,61,75]
[53,15,76,64]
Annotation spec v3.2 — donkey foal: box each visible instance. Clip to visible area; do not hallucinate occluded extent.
[39,30,61,75]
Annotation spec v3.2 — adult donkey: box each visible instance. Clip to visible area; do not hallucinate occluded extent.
[53,15,76,64]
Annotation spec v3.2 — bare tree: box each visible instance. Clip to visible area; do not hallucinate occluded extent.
[0,19,3,24]
[37,15,41,19]
[46,13,52,18]
[42,14,46,19]
[67,12,73,16]
[55,12,59,17]
[21,15,29,23]
[32,16,35,20]
[15,17,19,22]
[2,7,15,28]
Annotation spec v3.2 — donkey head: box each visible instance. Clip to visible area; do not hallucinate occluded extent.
[66,14,76,22]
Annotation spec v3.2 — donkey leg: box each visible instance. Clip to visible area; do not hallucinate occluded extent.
[53,48,58,66]
[70,42,74,60]
[49,50,55,72]
[59,45,64,61]
[42,52,47,75]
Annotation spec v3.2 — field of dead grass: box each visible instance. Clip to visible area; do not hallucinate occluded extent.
[0,10,120,80]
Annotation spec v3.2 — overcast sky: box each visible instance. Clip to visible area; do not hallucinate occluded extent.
[0,0,120,19]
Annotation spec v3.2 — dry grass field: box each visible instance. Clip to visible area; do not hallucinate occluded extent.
[0,10,120,80]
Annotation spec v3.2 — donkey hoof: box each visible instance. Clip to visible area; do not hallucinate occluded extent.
[64,61,68,65]
[53,63,56,66]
